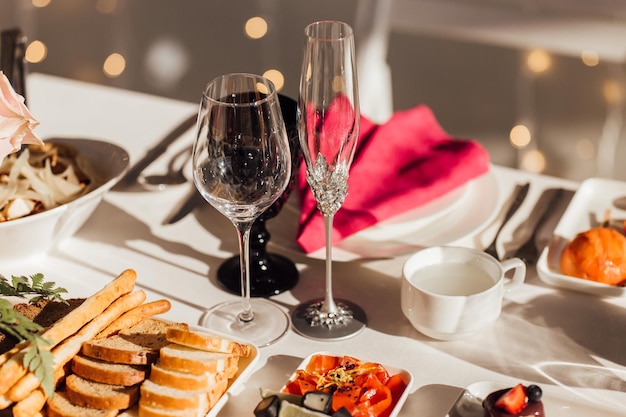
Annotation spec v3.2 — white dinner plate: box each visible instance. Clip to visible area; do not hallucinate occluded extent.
[282,351,414,417]
[274,171,499,261]
[331,171,499,259]
[447,381,624,417]
[536,177,626,297]
[120,324,259,417]
[354,183,468,241]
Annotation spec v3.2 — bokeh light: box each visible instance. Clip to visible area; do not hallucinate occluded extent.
[527,49,551,73]
[603,79,624,105]
[32,0,51,7]
[103,53,126,78]
[576,138,595,160]
[510,124,531,149]
[256,82,269,95]
[96,0,118,14]
[520,149,546,173]
[25,40,47,63]
[144,37,189,89]
[245,17,268,39]
[581,50,599,67]
[263,69,284,91]
[332,76,345,93]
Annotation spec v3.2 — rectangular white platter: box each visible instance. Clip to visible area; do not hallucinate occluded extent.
[536,178,626,297]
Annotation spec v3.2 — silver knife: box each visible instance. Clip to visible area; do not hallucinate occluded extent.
[164,187,205,224]
[508,188,565,264]
[118,113,197,188]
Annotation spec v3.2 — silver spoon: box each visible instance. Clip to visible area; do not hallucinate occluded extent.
[140,147,191,190]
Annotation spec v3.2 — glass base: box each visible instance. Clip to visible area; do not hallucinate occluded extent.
[200,298,289,347]
[291,298,367,341]
[217,253,299,297]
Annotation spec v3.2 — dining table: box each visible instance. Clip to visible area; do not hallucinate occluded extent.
[6,73,626,417]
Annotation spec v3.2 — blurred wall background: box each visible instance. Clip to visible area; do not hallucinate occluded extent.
[2,0,626,182]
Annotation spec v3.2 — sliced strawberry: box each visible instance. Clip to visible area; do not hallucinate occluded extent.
[494,384,527,414]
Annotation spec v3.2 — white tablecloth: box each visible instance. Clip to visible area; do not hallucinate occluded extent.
[7,73,626,416]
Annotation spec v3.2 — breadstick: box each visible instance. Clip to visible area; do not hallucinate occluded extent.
[5,290,147,404]
[12,388,45,417]
[0,342,27,367]
[7,356,70,417]
[96,299,172,338]
[0,394,11,409]
[0,269,137,396]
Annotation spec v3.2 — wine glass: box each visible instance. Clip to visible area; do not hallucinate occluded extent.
[192,73,292,347]
[216,95,302,297]
[291,21,367,340]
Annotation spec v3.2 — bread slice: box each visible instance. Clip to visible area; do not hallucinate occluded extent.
[81,319,188,365]
[166,328,251,357]
[64,373,139,410]
[158,344,239,375]
[46,390,119,417]
[72,354,148,386]
[139,379,209,411]
[205,377,229,409]
[149,360,235,391]
[137,402,206,417]
[139,377,229,414]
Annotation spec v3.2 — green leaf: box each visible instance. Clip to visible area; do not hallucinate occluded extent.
[23,343,55,398]
[0,273,68,304]
[0,272,68,398]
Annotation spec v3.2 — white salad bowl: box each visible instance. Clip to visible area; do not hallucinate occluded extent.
[0,138,130,261]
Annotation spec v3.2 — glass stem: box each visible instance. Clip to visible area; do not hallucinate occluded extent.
[236,222,254,323]
[321,214,338,314]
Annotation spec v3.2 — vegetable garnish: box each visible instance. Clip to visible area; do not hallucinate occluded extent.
[0,273,68,397]
[282,354,408,417]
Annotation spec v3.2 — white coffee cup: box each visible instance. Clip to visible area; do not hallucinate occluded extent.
[401,246,526,340]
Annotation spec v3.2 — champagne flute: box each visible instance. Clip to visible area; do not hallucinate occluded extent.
[291,21,367,340]
[192,73,291,347]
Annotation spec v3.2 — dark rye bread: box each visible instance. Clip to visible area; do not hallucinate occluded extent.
[81,319,189,365]
[0,298,85,354]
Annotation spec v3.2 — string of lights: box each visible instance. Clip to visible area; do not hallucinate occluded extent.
[10,0,626,180]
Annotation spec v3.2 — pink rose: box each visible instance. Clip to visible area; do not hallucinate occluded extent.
[0,71,44,163]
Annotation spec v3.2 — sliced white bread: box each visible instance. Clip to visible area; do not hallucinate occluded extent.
[165,328,251,356]
[46,390,119,417]
[72,354,148,386]
[149,360,235,391]
[137,402,206,417]
[81,319,188,365]
[64,373,140,410]
[139,378,229,415]
[158,343,239,375]
[205,377,229,410]
[139,379,209,411]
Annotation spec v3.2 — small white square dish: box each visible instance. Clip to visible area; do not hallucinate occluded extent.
[447,381,624,417]
[280,351,413,417]
[536,178,626,297]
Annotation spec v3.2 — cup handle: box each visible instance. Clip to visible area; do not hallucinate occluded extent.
[500,257,526,293]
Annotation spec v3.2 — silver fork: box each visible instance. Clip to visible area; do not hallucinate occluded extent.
[484,182,530,260]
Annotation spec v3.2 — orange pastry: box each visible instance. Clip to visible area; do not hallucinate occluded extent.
[560,227,626,286]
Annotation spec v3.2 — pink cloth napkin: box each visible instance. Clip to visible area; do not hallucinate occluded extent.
[296,104,491,253]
